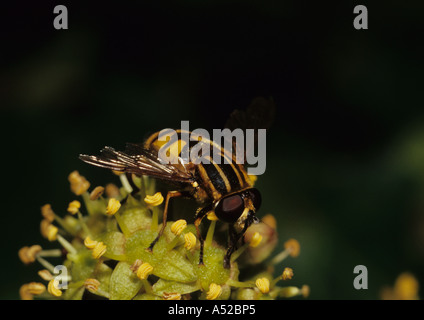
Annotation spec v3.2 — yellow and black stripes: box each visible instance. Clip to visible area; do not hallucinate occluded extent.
[145,129,252,201]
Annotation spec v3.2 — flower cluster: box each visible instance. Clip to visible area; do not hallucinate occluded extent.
[19,171,308,300]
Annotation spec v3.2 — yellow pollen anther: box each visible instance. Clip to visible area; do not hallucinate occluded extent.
[395,273,419,300]
[171,219,187,236]
[284,238,300,257]
[18,245,42,264]
[84,236,106,258]
[47,225,58,241]
[184,232,197,250]
[256,277,270,294]
[261,214,277,230]
[19,284,33,300]
[301,285,310,298]
[207,211,219,221]
[27,282,46,295]
[191,181,199,188]
[144,192,164,207]
[41,204,55,222]
[282,267,294,280]
[68,171,90,196]
[106,198,121,216]
[249,232,263,248]
[67,200,81,215]
[48,279,62,297]
[27,244,42,257]
[206,283,222,300]
[40,219,51,239]
[91,242,107,259]
[381,272,420,300]
[136,262,153,280]
[84,278,101,293]
[163,292,182,300]
[38,269,54,281]
[84,236,97,249]
[105,183,120,198]
[89,186,105,200]
[19,282,48,300]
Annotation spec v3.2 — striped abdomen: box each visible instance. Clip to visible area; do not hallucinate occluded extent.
[145,129,252,201]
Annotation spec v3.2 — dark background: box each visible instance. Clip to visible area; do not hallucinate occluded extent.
[1,1,424,299]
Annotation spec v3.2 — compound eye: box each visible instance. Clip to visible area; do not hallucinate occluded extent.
[247,188,262,212]
[215,194,245,223]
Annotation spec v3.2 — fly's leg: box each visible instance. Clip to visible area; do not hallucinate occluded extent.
[147,191,189,252]
[223,211,255,269]
[224,225,239,269]
[194,203,214,266]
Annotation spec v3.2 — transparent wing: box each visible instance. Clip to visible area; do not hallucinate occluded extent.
[224,96,276,162]
[79,144,194,184]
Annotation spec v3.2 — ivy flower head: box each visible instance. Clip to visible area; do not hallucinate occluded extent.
[18,171,307,300]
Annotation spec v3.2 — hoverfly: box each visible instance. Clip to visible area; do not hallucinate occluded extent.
[79,97,275,268]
